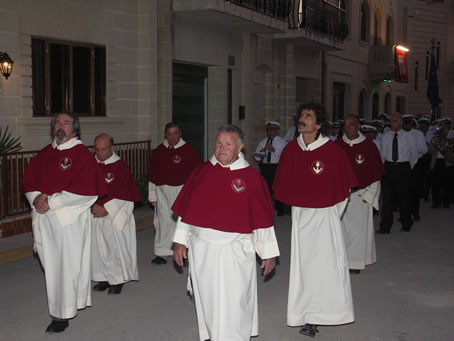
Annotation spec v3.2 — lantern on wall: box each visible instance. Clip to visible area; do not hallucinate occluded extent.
[0,52,14,80]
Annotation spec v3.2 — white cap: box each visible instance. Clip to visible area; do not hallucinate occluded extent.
[265,120,280,128]
[361,124,377,132]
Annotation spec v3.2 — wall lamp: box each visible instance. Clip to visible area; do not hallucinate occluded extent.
[396,45,410,52]
[0,52,14,79]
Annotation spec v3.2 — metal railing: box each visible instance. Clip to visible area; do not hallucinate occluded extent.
[287,0,349,41]
[226,0,291,20]
[0,140,151,218]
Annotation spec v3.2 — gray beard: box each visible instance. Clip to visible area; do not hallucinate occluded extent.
[55,130,68,144]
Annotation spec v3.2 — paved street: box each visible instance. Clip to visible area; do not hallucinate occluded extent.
[1,201,453,341]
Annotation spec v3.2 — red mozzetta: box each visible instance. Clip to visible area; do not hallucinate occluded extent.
[273,139,358,208]
[96,159,142,206]
[172,162,274,233]
[23,144,104,197]
[335,138,385,189]
[148,144,201,186]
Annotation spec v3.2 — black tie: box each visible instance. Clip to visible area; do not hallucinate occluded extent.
[266,138,273,163]
[392,133,398,162]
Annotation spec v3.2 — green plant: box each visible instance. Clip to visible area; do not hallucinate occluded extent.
[0,126,22,154]
[136,176,150,206]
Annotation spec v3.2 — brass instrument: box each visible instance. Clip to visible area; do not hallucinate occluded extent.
[430,129,454,163]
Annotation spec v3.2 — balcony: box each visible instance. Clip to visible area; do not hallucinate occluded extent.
[369,45,395,81]
[274,0,348,51]
[172,0,288,34]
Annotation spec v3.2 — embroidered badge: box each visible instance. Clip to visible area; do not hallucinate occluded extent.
[172,154,182,164]
[231,178,246,193]
[311,160,324,175]
[104,172,115,184]
[355,154,365,165]
[59,157,72,171]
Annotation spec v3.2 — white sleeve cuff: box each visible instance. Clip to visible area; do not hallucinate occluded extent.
[253,226,280,259]
[173,217,190,247]
[148,182,157,202]
[25,191,41,208]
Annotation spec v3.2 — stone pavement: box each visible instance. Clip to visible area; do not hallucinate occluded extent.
[0,201,453,341]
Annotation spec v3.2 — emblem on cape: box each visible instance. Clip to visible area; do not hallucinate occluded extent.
[311,160,324,175]
[172,154,182,164]
[231,178,246,193]
[104,172,115,184]
[59,157,72,171]
[355,154,365,165]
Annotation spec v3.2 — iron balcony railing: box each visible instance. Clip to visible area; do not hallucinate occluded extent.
[287,0,349,41]
[0,140,151,218]
[226,0,291,20]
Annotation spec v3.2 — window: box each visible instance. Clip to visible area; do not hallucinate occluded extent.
[372,92,379,118]
[32,38,106,116]
[386,17,393,45]
[360,1,370,42]
[384,93,391,114]
[358,89,367,118]
[396,96,405,114]
[332,82,345,120]
[374,9,381,46]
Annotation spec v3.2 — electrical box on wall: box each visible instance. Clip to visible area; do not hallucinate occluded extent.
[239,106,245,120]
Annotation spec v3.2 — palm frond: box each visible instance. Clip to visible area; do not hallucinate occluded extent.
[0,126,22,154]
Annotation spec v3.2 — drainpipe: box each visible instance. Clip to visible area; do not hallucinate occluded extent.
[321,51,326,105]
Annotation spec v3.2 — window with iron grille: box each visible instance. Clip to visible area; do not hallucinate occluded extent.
[31,37,106,117]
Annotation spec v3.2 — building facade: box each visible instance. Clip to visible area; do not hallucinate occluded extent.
[0,0,453,159]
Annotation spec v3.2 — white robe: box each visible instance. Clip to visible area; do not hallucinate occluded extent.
[288,202,354,326]
[341,181,380,270]
[25,138,97,319]
[173,154,280,341]
[91,154,139,285]
[287,135,354,327]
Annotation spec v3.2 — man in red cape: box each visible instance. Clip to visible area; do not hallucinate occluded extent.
[23,113,102,333]
[336,115,385,273]
[91,134,142,295]
[172,124,279,341]
[273,103,358,337]
[147,122,201,264]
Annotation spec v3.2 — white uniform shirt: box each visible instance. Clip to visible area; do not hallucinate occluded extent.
[409,128,428,158]
[284,126,299,142]
[380,129,418,168]
[254,135,287,164]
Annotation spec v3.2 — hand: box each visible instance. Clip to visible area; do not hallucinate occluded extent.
[91,204,109,218]
[173,243,187,267]
[150,201,157,207]
[261,258,276,276]
[33,194,50,214]
[266,144,275,152]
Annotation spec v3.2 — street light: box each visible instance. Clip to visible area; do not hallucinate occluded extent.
[0,52,14,80]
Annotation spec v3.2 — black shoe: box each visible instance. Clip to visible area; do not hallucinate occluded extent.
[349,269,361,274]
[443,204,450,209]
[108,283,124,295]
[299,324,318,337]
[45,320,69,333]
[377,228,390,234]
[93,281,110,291]
[401,226,412,232]
[151,256,167,265]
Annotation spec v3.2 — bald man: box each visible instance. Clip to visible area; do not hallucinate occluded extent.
[91,134,142,295]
